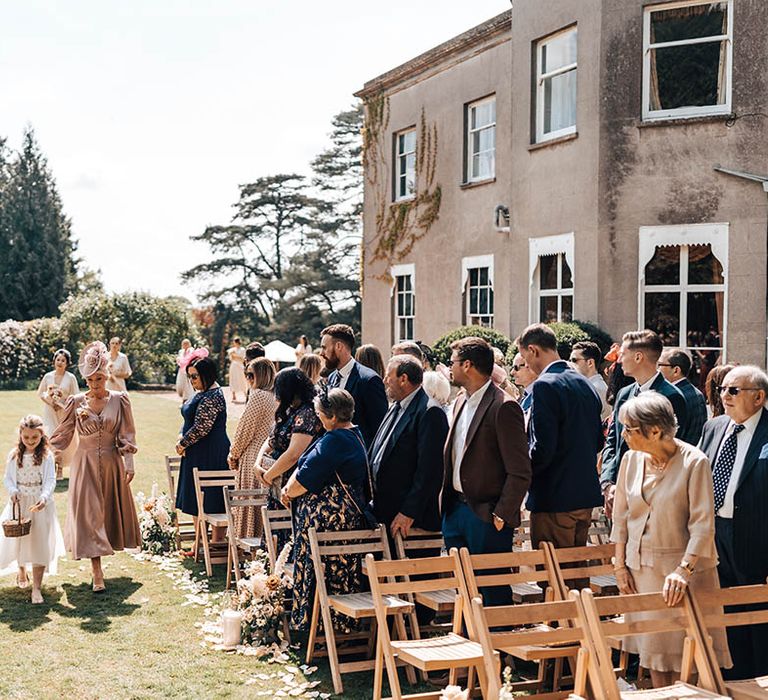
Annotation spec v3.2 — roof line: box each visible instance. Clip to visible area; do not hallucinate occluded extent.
[355,10,511,99]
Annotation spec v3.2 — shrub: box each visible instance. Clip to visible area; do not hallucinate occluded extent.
[432,326,513,365]
[506,319,614,363]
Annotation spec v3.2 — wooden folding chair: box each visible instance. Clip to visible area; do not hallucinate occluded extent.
[575,588,728,699]
[165,455,195,550]
[261,505,294,578]
[367,549,486,700]
[222,487,269,589]
[691,582,768,699]
[588,509,612,545]
[192,468,235,576]
[308,526,414,695]
[469,593,588,700]
[458,546,577,696]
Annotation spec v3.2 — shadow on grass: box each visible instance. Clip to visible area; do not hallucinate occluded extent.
[59,576,142,633]
[54,478,69,493]
[0,585,65,632]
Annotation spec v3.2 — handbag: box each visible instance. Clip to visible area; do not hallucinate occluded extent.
[335,430,378,529]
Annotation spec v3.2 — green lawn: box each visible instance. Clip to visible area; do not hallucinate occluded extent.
[0,391,374,699]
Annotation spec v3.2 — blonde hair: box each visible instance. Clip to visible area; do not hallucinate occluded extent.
[248,357,276,391]
[299,353,323,385]
[423,371,451,407]
[15,414,49,470]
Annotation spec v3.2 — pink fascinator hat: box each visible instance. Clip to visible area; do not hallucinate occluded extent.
[435,362,452,382]
[78,341,109,378]
[178,347,209,371]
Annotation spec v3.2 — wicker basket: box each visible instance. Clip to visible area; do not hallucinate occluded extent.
[2,501,31,538]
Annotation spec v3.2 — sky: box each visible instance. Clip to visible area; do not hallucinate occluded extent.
[1,1,508,303]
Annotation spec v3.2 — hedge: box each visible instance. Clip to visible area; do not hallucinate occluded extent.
[506,320,614,364]
[432,326,513,365]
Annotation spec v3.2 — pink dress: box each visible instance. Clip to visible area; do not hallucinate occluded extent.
[50,391,141,559]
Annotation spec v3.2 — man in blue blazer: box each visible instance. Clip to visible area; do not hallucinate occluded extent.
[698,365,768,680]
[657,348,708,444]
[369,354,448,535]
[600,330,687,515]
[517,324,604,548]
[320,324,388,447]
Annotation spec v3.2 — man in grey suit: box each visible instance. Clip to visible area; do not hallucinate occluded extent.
[657,348,708,445]
[698,365,768,680]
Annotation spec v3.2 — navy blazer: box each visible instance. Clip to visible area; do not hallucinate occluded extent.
[699,410,768,580]
[369,387,448,531]
[527,361,604,512]
[601,374,688,486]
[676,377,708,446]
[331,361,388,448]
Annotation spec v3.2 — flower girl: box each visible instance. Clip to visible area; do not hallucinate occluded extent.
[0,415,65,603]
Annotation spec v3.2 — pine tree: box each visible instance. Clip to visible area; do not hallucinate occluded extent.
[0,128,78,319]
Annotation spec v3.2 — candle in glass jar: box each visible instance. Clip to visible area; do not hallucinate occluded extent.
[222,609,242,649]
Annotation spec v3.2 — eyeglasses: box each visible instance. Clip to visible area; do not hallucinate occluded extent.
[622,425,642,433]
[718,386,762,396]
[512,364,525,371]
[245,372,255,380]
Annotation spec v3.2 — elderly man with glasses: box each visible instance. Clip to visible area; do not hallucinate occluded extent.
[698,365,768,680]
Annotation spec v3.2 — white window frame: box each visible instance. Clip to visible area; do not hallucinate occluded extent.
[642,0,733,121]
[536,26,578,143]
[391,263,415,343]
[638,223,729,360]
[529,233,575,323]
[395,128,416,201]
[461,254,495,327]
[466,96,496,182]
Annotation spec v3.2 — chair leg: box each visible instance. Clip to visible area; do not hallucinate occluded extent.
[225,546,232,590]
[553,656,564,692]
[193,517,201,562]
[321,603,344,694]
[201,522,213,577]
[373,634,384,700]
[392,614,417,686]
[306,590,320,664]
[233,547,242,584]
[380,627,403,700]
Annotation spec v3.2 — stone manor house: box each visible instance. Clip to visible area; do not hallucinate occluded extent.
[355,0,768,382]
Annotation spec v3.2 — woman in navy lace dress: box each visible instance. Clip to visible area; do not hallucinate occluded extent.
[175,357,230,529]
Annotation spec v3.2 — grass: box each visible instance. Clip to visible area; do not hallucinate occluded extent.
[0,391,376,699]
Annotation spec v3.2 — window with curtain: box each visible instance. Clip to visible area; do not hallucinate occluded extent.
[395,274,415,342]
[643,0,732,120]
[537,253,573,322]
[395,128,416,201]
[466,97,496,182]
[536,26,577,142]
[466,267,494,327]
[642,243,726,387]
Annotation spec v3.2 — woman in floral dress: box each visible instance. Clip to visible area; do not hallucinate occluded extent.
[175,356,230,541]
[256,368,322,549]
[37,348,80,478]
[227,357,276,538]
[280,388,368,630]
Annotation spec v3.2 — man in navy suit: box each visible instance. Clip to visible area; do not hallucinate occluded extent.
[600,330,688,516]
[698,365,768,680]
[657,348,708,445]
[320,324,387,447]
[369,354,448,536]
[517,324,604,548]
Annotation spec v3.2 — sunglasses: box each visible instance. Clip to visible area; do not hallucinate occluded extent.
[187,372,199,380]
[512,364,525,371]
[245,372,255,380]
[718,386,762,396]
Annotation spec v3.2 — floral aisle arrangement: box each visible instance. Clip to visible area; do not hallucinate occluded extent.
[235,543,293,647]
[135,484,178,555]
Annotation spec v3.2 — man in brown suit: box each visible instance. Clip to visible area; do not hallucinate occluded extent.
[441,337,531,605]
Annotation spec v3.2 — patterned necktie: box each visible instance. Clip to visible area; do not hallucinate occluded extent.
[328,371,341,389]
[712,423,745,511]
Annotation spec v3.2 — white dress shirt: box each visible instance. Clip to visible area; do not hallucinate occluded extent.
[589,373,610,420]
[370,387,420,474]
[713,408,762,519]
[336,357,356,390]
[637,372,660,394]
[452,380,492,492]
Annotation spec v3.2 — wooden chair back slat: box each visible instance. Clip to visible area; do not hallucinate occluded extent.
[393,529,444,558]
[261,505,293,569]
[165,455,182,498]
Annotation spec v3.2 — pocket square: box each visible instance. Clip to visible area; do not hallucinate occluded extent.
[760,444,768,460]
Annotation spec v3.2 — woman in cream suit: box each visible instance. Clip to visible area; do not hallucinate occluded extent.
[611,392,731,688]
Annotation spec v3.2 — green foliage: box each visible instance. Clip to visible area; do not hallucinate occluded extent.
[0,128,79,320]
[59,291,202,384]
[505,319,614,363]
[432,325,513,365]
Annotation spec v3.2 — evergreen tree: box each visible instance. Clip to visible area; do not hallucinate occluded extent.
[0,128,78,320]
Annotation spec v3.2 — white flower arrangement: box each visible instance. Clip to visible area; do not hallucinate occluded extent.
[135,484,178,555]
[235,542,293,647]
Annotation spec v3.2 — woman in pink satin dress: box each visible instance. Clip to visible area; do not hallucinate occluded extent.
[50,341,140,592]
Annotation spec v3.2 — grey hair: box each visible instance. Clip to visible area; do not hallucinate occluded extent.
[388,354,423,385]
[422,370,450,406]
[313,388,355,423]
[725,365,768,395]
[619,391,678,440]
